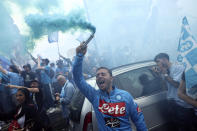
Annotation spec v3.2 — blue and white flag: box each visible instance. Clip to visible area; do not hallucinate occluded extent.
[48,32,58,43]
[177,16,197,97]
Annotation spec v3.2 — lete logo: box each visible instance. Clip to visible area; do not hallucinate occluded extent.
[98,99,126,117]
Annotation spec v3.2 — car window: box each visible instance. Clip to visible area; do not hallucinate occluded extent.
[113,66,166,98]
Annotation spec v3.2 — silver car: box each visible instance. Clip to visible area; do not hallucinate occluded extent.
[69,61,173,131]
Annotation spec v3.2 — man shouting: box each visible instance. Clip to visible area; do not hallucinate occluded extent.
[72,43,147,131]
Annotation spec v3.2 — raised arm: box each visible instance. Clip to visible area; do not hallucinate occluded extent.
[72,43,96,102]
[7,84,39,93]
[0,65,8,74]
[178,80,197,107]
[59,54,72,66]
[37,56,45,70]
[59,53,66,60]
[27,51,38,64]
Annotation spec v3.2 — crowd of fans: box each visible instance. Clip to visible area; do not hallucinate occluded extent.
[0,53,97,130]
[1,51,197,131]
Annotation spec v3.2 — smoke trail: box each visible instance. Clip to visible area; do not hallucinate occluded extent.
[35,0,59,13]
[0,1,37,65]
[8,0,59,13]
[0,0,96,64]
[25,9,96,39]
[147,0,158,20]
[0,1,22,56]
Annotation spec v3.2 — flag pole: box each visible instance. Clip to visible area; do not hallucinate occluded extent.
[57,31,60,60]
[57,41,60,60]
[48,31,60,60]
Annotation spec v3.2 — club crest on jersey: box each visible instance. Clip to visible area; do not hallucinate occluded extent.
[115,94,122,100]
[98,99,126,117]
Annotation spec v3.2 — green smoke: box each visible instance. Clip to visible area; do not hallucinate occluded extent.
[25,9,96,39]
[0,1,21,57]
[22,36,36,51]
[0,0,36,61]
[0,0,96,61]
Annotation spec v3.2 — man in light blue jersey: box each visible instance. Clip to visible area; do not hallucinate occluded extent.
[72,43,147,131]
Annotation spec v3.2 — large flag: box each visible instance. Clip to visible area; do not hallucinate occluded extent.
[177,16,197,98]
[48,32,58,43]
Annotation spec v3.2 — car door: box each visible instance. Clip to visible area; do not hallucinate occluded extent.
[113,64,169,131]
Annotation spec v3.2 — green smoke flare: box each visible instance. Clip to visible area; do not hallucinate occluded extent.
[25,9,96,39]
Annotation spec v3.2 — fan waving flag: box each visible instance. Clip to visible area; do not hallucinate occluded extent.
[48,32,58,43]
[177,16,197,98]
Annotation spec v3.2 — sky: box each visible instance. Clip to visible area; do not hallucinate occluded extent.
[0,0,197,67]
[84,0,197,67]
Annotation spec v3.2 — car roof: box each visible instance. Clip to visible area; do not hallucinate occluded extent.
[112,60,156,76]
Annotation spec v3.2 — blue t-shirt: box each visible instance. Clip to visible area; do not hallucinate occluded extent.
[7,72,24,94]
[167,63,192,108]
[40,66,51,84]
[56,67,69,76]
[0,72,9,92]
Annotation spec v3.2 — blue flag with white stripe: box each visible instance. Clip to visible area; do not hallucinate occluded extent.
[177,16,197,97]
[48,32,58,43]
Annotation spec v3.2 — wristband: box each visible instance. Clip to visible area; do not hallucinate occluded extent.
[77,53,84,57]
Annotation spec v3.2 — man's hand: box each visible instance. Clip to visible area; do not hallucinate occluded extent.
[55,93,60,96]
[5,84,11,88]
[56,96,60,101]
[76,42,87,56]
[152,66,161,74]
[59,53,64,58]
[160,67,168,74]
[0,65,7,74]
[55,93,60,101]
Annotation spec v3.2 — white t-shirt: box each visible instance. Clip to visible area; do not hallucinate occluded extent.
[167,63,193,108]
[17,107,26,128]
